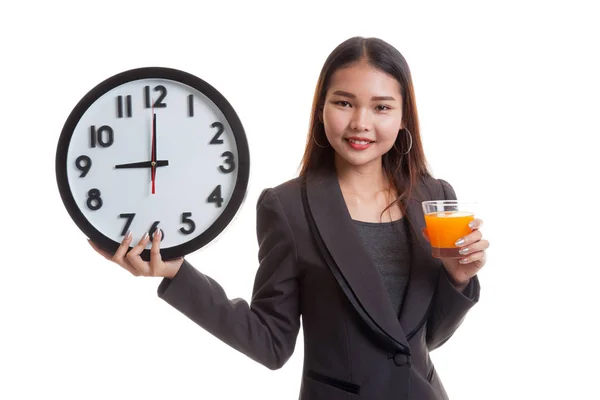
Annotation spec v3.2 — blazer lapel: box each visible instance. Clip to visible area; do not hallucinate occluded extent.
[303,170,410,351]
[398,192,441,337]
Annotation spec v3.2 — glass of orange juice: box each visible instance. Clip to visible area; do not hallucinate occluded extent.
[421,200,475,259]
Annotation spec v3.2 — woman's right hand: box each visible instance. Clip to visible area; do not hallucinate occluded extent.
[88,230,184,279]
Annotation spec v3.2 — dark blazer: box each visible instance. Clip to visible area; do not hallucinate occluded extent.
[157,168,480,399]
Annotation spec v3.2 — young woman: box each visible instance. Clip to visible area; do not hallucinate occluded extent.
[90,36,490,399]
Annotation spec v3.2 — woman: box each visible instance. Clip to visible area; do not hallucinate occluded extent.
[90,36,490,399]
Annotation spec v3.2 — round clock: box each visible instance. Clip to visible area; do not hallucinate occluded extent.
[56,67,250,261]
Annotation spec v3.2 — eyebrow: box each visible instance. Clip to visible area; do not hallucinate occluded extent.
[332,90,397,102]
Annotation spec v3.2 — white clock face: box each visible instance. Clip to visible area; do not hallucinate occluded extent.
[62,75,245,252]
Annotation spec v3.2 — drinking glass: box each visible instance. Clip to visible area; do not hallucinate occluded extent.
[421,200,475,259]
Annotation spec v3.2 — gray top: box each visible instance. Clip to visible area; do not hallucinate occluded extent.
[353,217,411,316]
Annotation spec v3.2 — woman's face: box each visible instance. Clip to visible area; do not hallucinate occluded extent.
[322,60,404,170]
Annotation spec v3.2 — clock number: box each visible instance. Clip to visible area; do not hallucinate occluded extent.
[75,155,92,177]
[144,85,167,108]
[209,121,225,144]
[119,213,136,236]
[188,94,194,117]
[117,95,133,118]
[219,151,236,173]
[207,185,224,207]
[180,212,196,235]
[86,188,103,211]
[149,221,164,241]
[90,125,114,148]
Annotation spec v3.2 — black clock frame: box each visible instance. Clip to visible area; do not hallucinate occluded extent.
[55,66,250,261]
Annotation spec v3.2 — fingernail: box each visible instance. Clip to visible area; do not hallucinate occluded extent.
[143,232,149,240]
[469,221,477,229]
[156,229,162,239]
[125,230,132,239]
[455,238,465,246]
[458,247,469,255]
[459,258,470,264]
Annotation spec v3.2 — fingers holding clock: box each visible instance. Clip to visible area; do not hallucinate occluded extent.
[113,231,133,260]
[149,229,166,275]
[89,231,165,277]
[125,232,152,276]
[123,230,166,276]
[111,231,142,276]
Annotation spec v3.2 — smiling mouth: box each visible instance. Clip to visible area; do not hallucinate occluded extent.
[345,138,375,145]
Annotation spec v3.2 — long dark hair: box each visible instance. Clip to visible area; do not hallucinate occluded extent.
[299,36,432,219]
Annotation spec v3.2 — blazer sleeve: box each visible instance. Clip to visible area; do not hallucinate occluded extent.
[426,178,481,350]
[156,188,301,370]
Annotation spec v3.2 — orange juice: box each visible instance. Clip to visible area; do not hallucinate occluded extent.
[424,211,474,258]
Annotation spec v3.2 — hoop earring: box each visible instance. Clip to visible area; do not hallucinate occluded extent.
[313,132,330,148]
[394,128,413,155]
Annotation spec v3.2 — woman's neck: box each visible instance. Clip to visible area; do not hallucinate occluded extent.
[335,156,389,196]
[334,155,403,222]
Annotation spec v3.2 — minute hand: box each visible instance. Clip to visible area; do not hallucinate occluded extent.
[151,112,157,191]
[115,160,169,169]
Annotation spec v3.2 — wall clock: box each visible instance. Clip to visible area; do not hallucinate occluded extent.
[55,67,250,261]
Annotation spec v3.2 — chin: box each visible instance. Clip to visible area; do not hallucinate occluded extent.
[335,151,382,169]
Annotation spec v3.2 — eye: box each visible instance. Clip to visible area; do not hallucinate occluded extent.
[376,105,391,111]
[334,100,351,107]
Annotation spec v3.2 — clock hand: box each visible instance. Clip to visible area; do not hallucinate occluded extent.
[115,160,169,169]
[151,107,157,194]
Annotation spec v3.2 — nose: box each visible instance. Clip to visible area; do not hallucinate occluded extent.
[350,108,371,132]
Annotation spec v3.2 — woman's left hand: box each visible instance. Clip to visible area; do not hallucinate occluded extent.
[423,218,490,289]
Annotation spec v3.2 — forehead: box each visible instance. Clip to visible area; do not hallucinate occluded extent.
[327,61,402,97]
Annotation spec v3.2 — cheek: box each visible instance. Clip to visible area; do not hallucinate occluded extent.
[323,110,347,138]
[378,118,402,140]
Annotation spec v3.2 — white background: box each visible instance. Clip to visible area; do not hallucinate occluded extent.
[2,1,599,399]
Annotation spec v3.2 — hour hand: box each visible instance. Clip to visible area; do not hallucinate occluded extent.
[115,160,169,169]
